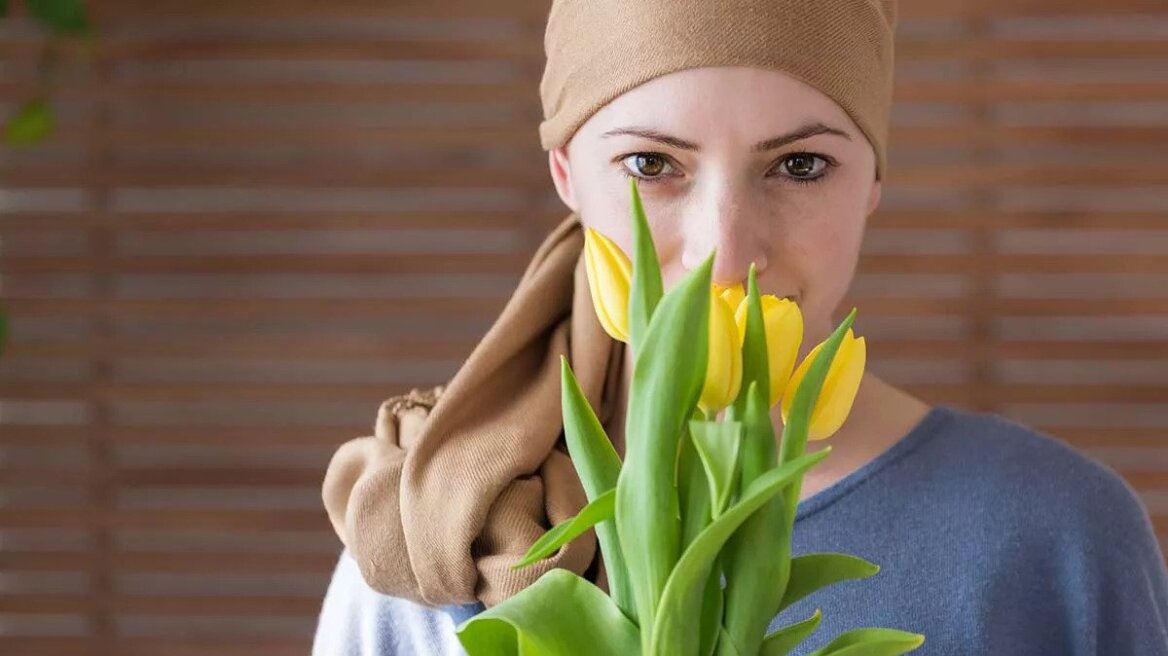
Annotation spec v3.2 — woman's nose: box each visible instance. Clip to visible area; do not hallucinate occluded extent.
[680,200,768,287]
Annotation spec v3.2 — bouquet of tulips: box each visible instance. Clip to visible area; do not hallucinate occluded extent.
[455,179,925,656]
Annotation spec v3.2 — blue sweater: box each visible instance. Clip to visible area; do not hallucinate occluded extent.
[312,404,1168,655]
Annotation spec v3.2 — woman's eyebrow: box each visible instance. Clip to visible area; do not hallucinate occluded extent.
[600,122,851,153]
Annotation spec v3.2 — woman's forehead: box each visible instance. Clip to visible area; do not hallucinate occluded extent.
[582,68,860,145]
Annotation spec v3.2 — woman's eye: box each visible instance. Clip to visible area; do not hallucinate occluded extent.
[776,153,829,179]
[621,153,675,179]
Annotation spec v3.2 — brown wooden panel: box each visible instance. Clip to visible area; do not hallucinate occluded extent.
[2,2,1165,653]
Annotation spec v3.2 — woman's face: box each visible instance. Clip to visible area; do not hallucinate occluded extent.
[548,66,882,347]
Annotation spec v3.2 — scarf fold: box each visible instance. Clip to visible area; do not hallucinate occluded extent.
[321,213,626,607]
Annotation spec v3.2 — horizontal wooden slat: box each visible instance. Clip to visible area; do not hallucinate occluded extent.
[2,380,1164,403]
[1050,428,1168,448]
[5,163,1166,189]
[0,253,531,275]
[4,337,1166,361]
[2,210,1164,232]
[0,380,416,401]
[0,467,322,487]
[6,297,1167,320]
[0,426,367,445]
[0,637,309,656]
[5,297,511,320]
[0,165,549,189]
[0,594,321,615]
[0,549,338,573]
[2,116,1165,150]
[3,335,479,359]
[896,81,1168,103]
[80,0,1168,18]
[0,210,542,231]
[0,508,325,530]
[7,37,1168,63]
[8,252,1168,274]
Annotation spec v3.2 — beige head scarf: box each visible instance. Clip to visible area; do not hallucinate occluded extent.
[322,0,898,606]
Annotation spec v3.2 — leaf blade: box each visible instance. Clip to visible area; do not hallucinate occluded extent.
[560,356,633,620]
[456,569,640,656]
[778,552,880,614]
[805,627,925,656]
[511,489,615,570]
[650,447,832,656]
[688,419,743,518]
[760,608,823,656]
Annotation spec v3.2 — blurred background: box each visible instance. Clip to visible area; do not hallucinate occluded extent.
[0,0,1166,654]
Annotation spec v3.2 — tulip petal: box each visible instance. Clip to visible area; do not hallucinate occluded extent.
[808,334,866,441]
[736,295,803,408]
[583,227,631,343]
[716,283,746,317]
[698,291,742,414]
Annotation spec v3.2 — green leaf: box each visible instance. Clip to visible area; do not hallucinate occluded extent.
[688,419,742,518]
[779,308,857,528]
[0,308,8,358]
[650,447,832,656]
[804,627,925,656]
[759,608,822,656]
[616,246,713,647]
[511,489,615,570]
[777,553,880,613]
[560,356,633,621]
[698,561,724,656]
[1,0,10,18]
[718,627,744,656]
[626,176,664,358]
[5,98,54,146]
[456,568,640,656]
[677,414,712,550]
[718,382,793,656]
[729,265,770,423]
[27,0,90,35]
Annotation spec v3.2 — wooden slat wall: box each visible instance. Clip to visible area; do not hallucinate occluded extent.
[1,0,1165,653]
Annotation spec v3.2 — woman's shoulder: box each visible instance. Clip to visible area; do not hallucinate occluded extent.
[313,548,483,656]
[928,404,1155,544]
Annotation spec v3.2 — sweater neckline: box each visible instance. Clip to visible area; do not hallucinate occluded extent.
[794,403,957,523]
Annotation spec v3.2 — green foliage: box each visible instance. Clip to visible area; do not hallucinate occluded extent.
[689,418,743,518]
[456,569,640,656]
[511,489,615,570]
[559,355,633,620]
[456,181,924,656]
[778,553,880,614]
[4,98,53,146]
[27,0,90,35]
[760,609,822,656]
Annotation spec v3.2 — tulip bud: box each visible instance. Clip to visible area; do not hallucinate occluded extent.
[697,290,743,415]
[583,227,632,343]
[713,282,745,316]
[734,295,803,408]
[780,328,866,441]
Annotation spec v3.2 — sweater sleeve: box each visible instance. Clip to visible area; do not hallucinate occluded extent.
[312,549,484,656]
[1066,462,1168,655]
[1095,489,1168,654]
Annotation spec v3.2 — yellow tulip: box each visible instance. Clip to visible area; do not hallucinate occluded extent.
[583,227,632,343]
[780,328,867,441]
[697,290,743,415]
[733,294,803,408]
[713,282,745,316]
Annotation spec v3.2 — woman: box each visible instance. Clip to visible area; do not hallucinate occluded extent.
[313,1,1168,654]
